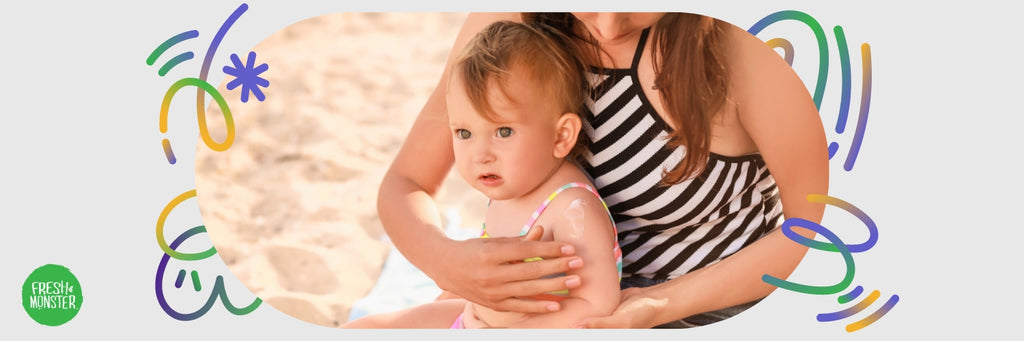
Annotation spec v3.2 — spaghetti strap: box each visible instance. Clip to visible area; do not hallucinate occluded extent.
[479,182,608,238]
[630,27,651,70]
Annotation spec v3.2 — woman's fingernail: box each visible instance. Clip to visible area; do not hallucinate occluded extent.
[561,245,575,255]
[568,258,583,269]
[547,303,560,312]
[565,276,581,288]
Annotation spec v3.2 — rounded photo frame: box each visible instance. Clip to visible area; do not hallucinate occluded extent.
[190,10,867,330]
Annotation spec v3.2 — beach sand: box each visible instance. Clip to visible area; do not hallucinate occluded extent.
[194,12,485,328]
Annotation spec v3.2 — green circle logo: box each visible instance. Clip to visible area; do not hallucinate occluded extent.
[22,264,83,326]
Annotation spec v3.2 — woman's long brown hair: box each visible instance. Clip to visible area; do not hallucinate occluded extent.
[522,13,730,184]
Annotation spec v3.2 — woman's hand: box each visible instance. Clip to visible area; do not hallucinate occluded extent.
[434,225,586,314]
[577,287,661,329]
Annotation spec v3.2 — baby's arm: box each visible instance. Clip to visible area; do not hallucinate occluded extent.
[507,191,620,328]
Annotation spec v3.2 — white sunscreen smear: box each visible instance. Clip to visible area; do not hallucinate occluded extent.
[564,199,586,239]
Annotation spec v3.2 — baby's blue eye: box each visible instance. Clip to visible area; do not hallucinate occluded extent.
[497,127,513,138]
[456,129,471,140]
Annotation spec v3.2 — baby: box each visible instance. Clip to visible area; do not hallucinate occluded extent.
[344,20,621,328]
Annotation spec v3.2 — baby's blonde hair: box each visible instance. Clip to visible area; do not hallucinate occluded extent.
[453,20,589,158]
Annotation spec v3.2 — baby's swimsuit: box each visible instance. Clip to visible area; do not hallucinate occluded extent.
[451,182,622,329]
[579,26,783,327]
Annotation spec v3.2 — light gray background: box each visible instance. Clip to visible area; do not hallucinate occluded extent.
[2,0,1020,339]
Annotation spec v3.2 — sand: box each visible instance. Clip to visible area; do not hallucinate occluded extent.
[194,12,487,328]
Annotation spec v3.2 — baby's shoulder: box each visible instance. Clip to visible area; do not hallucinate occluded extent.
[536,182,614,239]
[544,182,606,211]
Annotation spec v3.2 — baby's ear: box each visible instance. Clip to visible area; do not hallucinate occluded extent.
[554,113,582,158]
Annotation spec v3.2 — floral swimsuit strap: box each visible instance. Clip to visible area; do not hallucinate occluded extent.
[480,182,612,237]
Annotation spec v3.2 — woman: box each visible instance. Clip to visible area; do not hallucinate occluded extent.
[375,12,828,328]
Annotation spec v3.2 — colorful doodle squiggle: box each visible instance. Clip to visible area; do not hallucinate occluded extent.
[762,194,898,332]
[748,10,873,171]
[147,2,267,321]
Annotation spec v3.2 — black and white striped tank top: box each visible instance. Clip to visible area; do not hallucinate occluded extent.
[580,28,783,280]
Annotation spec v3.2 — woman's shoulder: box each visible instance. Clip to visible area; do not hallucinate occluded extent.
[720,21,812,107]
[720,22,789,70]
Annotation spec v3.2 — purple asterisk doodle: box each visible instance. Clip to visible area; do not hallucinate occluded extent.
[223,51,269,102]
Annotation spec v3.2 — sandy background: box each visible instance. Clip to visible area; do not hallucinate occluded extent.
[194,12,486,328]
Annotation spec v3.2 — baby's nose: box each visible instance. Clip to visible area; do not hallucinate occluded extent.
[472,143,495,164]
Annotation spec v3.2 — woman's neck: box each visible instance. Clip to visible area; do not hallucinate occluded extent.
[576,24,649,69]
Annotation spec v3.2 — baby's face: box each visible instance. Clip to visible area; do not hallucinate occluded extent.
[447,69,563,201]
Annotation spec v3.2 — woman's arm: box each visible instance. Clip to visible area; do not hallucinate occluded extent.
[581,24,830,328]
[377,12,585,314]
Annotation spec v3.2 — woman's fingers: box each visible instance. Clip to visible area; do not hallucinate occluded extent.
[497,257,583,285]
[517,225,578,259]
[521,224,546,241]
[502,273,582,299]
[444,225,587,313]
[474,226,580,281]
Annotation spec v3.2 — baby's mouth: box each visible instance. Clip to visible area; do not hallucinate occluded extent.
[478,173,504,186]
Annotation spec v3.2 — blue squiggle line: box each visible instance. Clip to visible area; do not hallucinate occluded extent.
[780,197,878,253]
[838,285,863,304]
[828,142,840,159]
[834,26,852,134]
[195,4,249,122]
[844,44,872,171]
[200,3,248,82]
[156,225,212,320]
